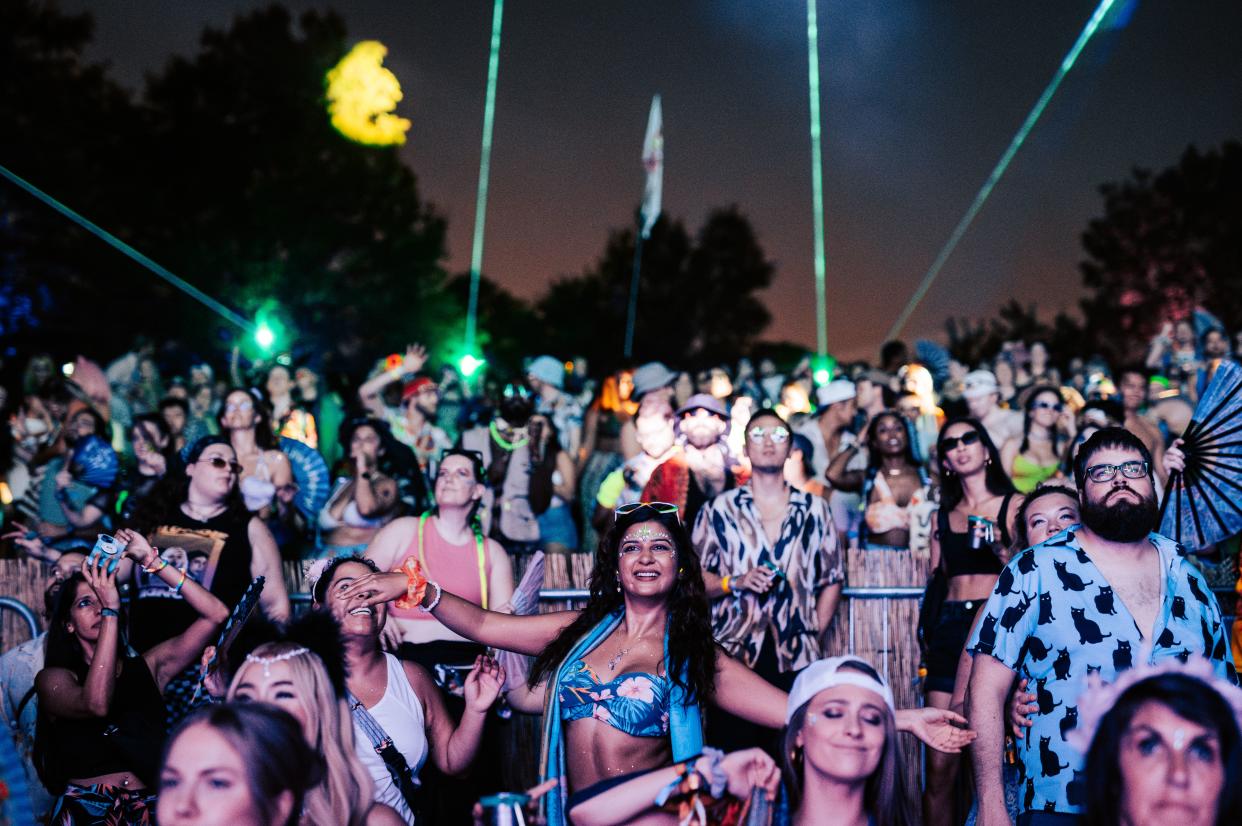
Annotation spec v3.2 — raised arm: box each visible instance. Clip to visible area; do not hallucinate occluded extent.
[337,568,577,655]
[411,655,504,775]
[825,444,865,492]
[118,529,230,690]
[358,344,427,416]
[36,559,122,719]
[712,650,788,729]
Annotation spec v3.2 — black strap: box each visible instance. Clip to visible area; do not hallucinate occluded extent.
[348,695,423,817]
[998,492,1015,547]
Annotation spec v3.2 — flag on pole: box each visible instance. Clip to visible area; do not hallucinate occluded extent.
[640,94,663,239]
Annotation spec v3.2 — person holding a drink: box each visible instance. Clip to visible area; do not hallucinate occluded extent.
[922,418,1022,826]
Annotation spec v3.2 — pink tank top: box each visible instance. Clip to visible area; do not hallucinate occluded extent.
[390,515,490,620]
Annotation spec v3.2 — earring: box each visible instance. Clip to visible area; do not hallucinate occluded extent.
[678,567,684,575]
[986,457,992,466]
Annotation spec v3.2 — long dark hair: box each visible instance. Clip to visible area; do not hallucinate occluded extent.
[936,417,1015,512]
[781,660,916,826]
[337,416,429,514]
[529,509,716,704]
[124,434,249,533]
[217,386,275,449]
[1083,674,1242,826]
[161,702,325,826]
[131,412,178,468]
[1018,387,1065,456]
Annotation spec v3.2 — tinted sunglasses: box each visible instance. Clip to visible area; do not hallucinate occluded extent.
[203,456,244,475]
[1031,400,1063,412]
[615,501,681,521]
[940,431,981,452]
[748,425,790,443]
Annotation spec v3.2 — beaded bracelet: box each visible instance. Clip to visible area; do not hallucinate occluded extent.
[420,582,443,614]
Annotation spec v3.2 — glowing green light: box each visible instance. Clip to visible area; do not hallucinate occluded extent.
[255,323,276,351]
[806,0,829,364]
[814,368,831,385]
[458,353,485,378]
[464,0,505,358]
[886,0,1120,340]
[812,353,836,386]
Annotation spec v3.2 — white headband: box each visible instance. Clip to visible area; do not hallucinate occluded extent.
[786,656,895,723]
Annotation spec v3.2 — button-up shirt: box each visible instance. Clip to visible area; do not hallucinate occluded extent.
[693,486,844,672]
[969,527,1234,815]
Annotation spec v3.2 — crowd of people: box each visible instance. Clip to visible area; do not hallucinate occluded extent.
[1,324,1240,826]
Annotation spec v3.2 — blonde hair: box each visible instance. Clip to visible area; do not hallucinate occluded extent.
[228,642,374,826]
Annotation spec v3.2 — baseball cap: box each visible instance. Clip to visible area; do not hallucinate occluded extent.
[632,362,677,397]
[786,656,895,723]
[676,393,728,419]
[526,355,565,390]
[962,370,1000,400]
[815,379,856,408]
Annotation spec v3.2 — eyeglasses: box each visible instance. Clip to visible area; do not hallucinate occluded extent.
[615,501,680,519]
[203,456,244,475]
[224,400,253,413]
[1031,400,1063,412]
[940,431,981,452]
[1084,461,1149,483]
[748,426,790,444]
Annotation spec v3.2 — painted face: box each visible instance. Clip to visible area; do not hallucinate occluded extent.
[230,659,308,729]
[1117,701,1225,826]
[940,424,986,476]
[617,520,678,597]
[797,684,887,785]
[157,723,268,826]
[434,454,482,508]
[322,561,387,636]
[1023,493,1079,546]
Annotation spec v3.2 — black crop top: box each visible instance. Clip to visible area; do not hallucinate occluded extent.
[937,493,1015,578]
[41,655,166,788]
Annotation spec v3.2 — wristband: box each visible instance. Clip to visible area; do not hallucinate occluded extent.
[100,608,120,619]
[173,570,188,595]
[721,575,732,595]
[144,553,169,574]
[654,756,701,806]
[393,558,428,611]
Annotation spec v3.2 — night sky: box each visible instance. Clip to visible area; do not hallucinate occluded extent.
[63,1,1242,361]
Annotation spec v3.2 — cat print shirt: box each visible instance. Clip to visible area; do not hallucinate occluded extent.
[968,526,1235,815]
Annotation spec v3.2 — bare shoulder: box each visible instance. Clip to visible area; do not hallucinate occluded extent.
[366,802,407,826]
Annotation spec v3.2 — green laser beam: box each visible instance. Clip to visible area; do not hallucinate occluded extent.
[464,0,505,356]
[885,0,1119,342]
[807,0,828,362]
[0,163,253,332]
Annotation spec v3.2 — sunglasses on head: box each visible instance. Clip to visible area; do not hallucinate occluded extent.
[615,501,681,521]
[940,430,981,452]
[202,456,244,475]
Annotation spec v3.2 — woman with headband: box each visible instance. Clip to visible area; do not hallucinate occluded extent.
[338,502,972,826]
[227,615,404,825]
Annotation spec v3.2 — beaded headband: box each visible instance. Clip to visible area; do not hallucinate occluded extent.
[245,647,310,677]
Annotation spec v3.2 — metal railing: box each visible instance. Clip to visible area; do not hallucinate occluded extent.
[0,597,41,640]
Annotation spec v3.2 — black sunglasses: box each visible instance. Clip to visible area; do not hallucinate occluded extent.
[203,456,244,475]
[940,431,981,452]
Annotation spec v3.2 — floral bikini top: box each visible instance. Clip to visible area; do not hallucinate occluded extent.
[558,660,671,738]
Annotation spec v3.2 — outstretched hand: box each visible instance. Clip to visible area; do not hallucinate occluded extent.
[899,706,977,753]
[402,344,428,374]
[464,655,506,713]
[1,522,55,562]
